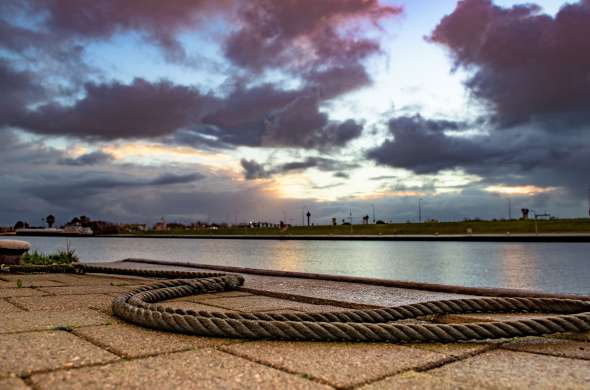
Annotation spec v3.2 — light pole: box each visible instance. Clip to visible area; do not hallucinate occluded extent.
[418,198,422,223]
[371,204,375,224]
[301,206,305,226]
[508,198,512,220]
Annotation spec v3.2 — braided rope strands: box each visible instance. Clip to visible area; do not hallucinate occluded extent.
[108,267,590,343]
[2,263,589,342]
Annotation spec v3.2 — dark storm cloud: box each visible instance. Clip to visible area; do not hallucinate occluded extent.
[27,172,206,205]
[150,173,205,186]
[224,0,400,73]
[201,83,301,147]
[13,78,217,139]
[241,157,358,180]
[60,151,114,166]
[0,60,44,123]
[333,172,350,179]
[429,0,590,127]
[4,73,362,149]
[262,95,364,148]
[177,85,364,149]
[367,115,493,174]
[241,159,270,180]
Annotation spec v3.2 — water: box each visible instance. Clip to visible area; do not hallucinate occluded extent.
[3,236,589,295]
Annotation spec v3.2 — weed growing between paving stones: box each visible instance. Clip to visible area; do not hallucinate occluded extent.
[21,243,79,265]
[53,325,75,332]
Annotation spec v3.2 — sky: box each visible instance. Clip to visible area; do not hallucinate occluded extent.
[1,0,589,226]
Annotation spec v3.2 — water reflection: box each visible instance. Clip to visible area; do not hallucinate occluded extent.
[2,237,588,295]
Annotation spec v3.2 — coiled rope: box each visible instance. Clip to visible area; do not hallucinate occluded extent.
[3,263,589,343]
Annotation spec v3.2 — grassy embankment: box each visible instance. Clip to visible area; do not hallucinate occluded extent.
[137,218,590,236]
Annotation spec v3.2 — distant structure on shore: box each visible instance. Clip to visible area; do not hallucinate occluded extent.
[16,225,93,236]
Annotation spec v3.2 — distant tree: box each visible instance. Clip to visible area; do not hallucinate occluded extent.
[68,217,81,225]
[14,221,25,230]
[79,215,91,226]
[46,214,55,228]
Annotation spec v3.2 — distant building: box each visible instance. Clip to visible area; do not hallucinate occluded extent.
[153,218,169,231]
[64,223,94,235]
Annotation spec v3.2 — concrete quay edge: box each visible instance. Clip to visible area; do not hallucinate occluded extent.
[120,258,590,301]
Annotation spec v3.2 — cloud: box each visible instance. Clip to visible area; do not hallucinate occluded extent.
[2,1,388,150]
[177,84,364,149]
[16,0,233,63]
[362,0,590,201]
[5,74,363,150]
[241,157,358,180]
[0,60,44,123]
[241,159,270,180]
[13,78,216,139]
[224,0,400,73]
[60,151,114,166]
[429,0,590,127]
[262,94,364,148]
[367,115,492,173]
[26,172,206,205]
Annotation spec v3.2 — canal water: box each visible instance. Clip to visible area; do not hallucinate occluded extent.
[2,236,589,295]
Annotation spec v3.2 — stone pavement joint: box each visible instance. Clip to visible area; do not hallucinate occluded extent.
[29,349,331,390]
[0,298,23,313]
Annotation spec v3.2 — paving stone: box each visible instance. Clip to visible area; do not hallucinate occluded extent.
[10,294,113,312]
[73,323,240,358]
[160,300,239,313]
[240,273,477,306]
[0,299,22,313]
[0,377,30,390]
[0,309,113,333]
[36,285,132,296]
[0,278,63,288]
[0,331,118,378]
[0,274,150,287]
[0,288,45,298]
[30,349,330,390]
[435,312,556,324]
[176,290,254,303]
[221,341,449,388]
[406,342,496,358]
[359,370,478,390]
[428,349,590,389]
[0,274,84,286]
[203,295,346,313]
[501,337,590,360]
[549,330,590,343]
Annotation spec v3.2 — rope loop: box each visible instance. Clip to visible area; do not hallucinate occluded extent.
[3,263,589,342]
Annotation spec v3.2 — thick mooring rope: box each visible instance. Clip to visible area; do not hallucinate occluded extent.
[3,263,590,343]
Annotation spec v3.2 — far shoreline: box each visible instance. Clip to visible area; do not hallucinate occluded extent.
[6,232,590,242]
[4,219,590,242]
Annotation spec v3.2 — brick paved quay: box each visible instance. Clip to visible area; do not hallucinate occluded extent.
[1,261,589,389]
